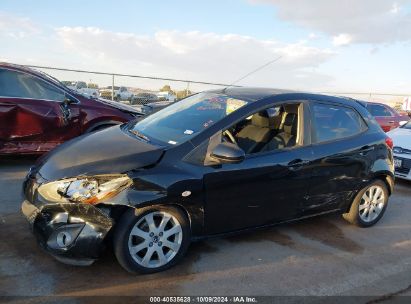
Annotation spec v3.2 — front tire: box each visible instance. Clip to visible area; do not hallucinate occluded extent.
[113,206,191,274]
[343,180,388,227]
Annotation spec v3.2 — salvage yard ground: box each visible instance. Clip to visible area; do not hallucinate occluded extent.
[1,156,411,302]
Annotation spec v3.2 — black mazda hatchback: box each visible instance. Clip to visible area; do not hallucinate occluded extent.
[22,88,395,273]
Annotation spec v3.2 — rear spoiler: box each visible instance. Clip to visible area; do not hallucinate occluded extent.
[336,96,367,108]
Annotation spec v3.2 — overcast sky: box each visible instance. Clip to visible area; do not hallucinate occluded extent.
[1,0,411,93]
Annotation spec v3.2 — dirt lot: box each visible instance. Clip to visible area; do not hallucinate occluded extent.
[1,156,410,303]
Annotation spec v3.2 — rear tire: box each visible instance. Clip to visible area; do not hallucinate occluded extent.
[113,206,191,274]
[343,180,388,227]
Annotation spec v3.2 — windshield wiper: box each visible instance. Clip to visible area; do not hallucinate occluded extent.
[129,129,150,142]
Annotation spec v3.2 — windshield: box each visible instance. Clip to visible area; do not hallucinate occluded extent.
[127,92,248,145]
[401,121,411,129]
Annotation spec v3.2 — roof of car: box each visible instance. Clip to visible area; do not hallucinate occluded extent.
[0,62,64,86]
[206,87,296,102]
[1,62,35,74]
[206,87,367,108]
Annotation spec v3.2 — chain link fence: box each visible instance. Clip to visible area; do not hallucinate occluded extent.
[25,65,237,106]
[26,65,411,111]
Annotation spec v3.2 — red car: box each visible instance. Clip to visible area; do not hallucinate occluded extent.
[0,63,142,155]
[365,101,410,132]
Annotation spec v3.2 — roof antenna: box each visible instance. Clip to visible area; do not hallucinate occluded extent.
[223,55,283,92]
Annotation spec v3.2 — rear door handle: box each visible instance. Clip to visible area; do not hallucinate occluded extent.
[288,159,310,167]
[359,145,375,155]
[388,121,395,124]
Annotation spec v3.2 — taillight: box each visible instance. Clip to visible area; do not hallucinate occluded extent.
[385,137,393,149]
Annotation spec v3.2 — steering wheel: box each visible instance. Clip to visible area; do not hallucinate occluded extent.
[223,130,237,145]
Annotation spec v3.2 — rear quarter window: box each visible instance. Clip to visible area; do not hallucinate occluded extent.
[313,103,367,143]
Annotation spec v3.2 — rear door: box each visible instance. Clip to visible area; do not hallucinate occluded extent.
[305,101,372,215]
[0,68,81,153]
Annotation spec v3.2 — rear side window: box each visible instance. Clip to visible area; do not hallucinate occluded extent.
[313,103,367,143]
[0,69,66,101]
[367,104,393,117]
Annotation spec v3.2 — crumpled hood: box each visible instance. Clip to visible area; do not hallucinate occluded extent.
[36,125,165,181]
[96,98,143,114]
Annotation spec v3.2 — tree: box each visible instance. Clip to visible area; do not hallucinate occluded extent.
[88,83,98,89]
[159,84,176,96]
[176,89,192,100]
[160,85,172,92]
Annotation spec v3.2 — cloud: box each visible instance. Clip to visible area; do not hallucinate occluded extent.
[55,26,335,90]
[0,11,40,38]
[333,34,353,46]
[252,0,411,45]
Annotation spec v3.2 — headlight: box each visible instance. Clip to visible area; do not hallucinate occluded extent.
[38,175,132,204]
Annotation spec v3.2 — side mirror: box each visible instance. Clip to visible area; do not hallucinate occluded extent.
[210,142,245,164]
[63,95,76,106]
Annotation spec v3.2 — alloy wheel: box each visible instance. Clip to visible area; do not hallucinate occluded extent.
[128,211,183,268]
[359,185,385,223]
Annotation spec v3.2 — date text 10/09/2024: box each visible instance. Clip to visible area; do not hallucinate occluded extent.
[149,297,258,303]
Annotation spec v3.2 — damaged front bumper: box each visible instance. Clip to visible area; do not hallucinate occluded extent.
[21,199,113,266]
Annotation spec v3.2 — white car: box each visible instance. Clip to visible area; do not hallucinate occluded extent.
[157,91,176,102]
[63,81,99,98]
[99,86,134,101]
[388,121,411,181]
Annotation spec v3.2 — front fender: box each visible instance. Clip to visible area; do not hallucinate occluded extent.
[104,173,205,237]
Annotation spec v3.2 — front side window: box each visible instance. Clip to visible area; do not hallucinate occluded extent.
[313,103,367,143]
[223,103,302,154]
[367,104,393,117]
[0,69,66,101]
[127,92,248,145]
[185,102,304,166]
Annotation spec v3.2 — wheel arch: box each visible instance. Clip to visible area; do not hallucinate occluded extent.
[344,173,394,213]
[103,202,199,237]
[373,173,394,196]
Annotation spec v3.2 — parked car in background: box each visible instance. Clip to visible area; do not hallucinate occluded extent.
[388,121,411,181]
[402,97,411,118]
[140,100,173,115]
[130,92,158,105]
[0,63,143,155]
[22,88,394,274]
[62,81,99,98]
[157,91,176,102]
[99,86,134,101]
[365,102,410,132]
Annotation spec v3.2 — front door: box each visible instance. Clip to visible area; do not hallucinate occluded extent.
[0,68,81,153]
[203,146,314,234]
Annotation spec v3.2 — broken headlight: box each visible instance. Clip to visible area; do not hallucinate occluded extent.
[38,175,132,205]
